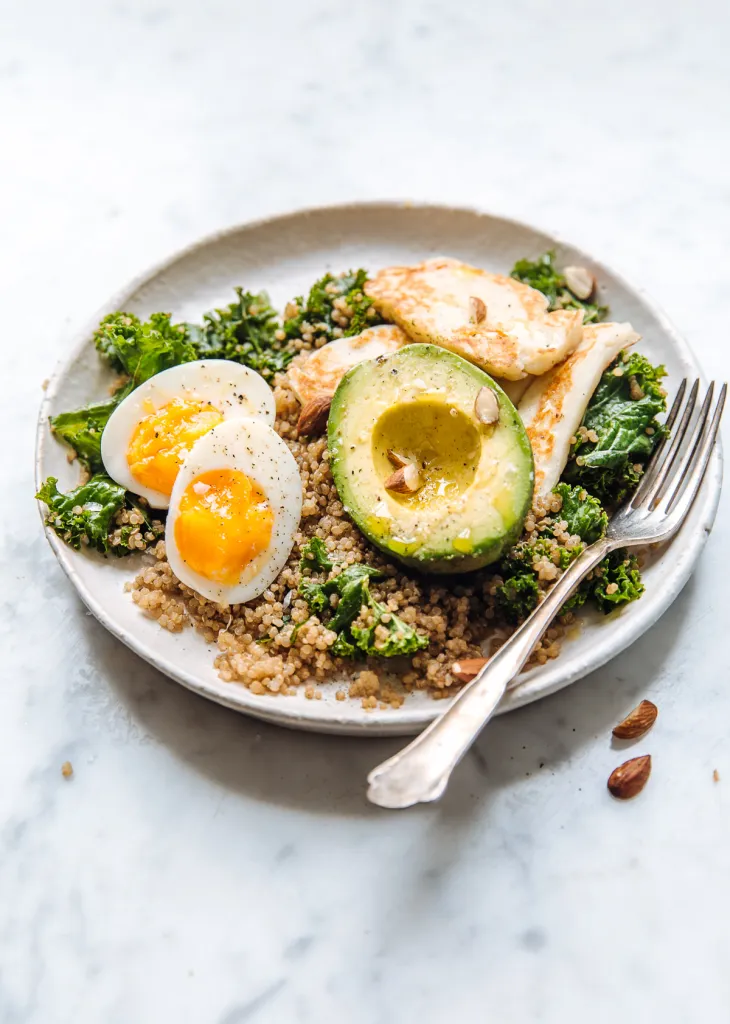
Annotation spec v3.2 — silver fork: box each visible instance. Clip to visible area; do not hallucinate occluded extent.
[367,379,726,810]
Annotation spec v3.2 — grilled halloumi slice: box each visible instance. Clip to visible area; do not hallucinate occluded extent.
[519,322,640,498]
[365,257,584,381]
[493,375,535,406]
[286,324,408,406]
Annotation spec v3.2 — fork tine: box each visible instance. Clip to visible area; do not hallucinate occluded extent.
[631,378,687,508]
[663,378,690,433]
[648,377,700,503]
[664,383,726,518]
[653,381,712,510]
[637,379,699,510]
[661,382,714,505]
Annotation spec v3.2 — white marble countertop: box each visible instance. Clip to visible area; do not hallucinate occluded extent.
[2,1,729,1021]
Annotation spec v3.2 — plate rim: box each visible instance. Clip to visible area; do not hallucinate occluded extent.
[35,200,724,736]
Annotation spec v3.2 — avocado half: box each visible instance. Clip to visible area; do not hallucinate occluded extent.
[328,344,534,574]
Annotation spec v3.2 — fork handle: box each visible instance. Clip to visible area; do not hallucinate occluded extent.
[367,537,612,809]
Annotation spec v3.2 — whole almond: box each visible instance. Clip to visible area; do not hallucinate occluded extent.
[612,699,658,739]
[563,265,595,300]
[474,386,499,425]
[469,295,487,324]
[451,658,488,683]
[297,393,332,436]
[385,464,421,494]
[608,755,651,799]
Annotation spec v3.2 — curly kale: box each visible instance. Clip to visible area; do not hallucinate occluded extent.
[92,312,139,368]
[297,539,428,658]
[495,571,541,624]
[495,484,611,624]
[283,269,384,343]
[36,474,160,555]
[496,477,650,622]
[37,474,124,551]
[95,295,290,385]
[566,550,644,614]
[299,536,334,574]
[50,385,133,473]
[187,289,291,382]
[495,529,580,624]
[511,251,608,324]
[94,312,197,386]
[590,550,644,611]
[563,351,668,506]
[551,483,608,544]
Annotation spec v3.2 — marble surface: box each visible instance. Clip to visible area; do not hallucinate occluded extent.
[1,1,729,1021]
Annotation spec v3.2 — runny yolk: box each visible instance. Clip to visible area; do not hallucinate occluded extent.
[174,468,273,585]
[127,398,224,497]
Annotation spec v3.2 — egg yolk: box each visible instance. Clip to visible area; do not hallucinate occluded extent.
[127,399,224,497]
[174,468,274,586]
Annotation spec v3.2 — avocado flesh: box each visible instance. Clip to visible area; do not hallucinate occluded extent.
[328,344,534,573]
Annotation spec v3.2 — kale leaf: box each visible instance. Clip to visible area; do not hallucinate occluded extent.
[95,296,290,386]
[326,565,383,633]
[37,474,162,555]
[299,537,334,574]
[552,483,608,544]
[511,251,608,324]
[37,474,125,553]
[94,312,197,387]
[283,269,384,343]
[495,527,584,624]
[495,571,541,624]
[563,351,667,505]
[189,289,291,382]
[50,385,132,473]
[495,484,609,623]
[297,541,428,658]
[93,312,139,369]
[590,550,644,612]
[350,594,430,657]
[567,549,645,613]
[494,478,645,621]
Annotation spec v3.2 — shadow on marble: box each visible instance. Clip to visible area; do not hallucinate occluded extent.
[75,573,695,819]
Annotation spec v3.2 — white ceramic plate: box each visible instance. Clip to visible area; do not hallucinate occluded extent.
[36,202,723,736]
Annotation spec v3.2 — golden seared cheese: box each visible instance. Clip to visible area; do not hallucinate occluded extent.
[519,322,640,498]
[286,324,408,405]
[492,376,534,406]
[365,257,584,381]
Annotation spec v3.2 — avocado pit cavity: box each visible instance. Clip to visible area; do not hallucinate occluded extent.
[373,398,480,507]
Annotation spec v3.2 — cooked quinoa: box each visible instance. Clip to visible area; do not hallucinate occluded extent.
[128,374,578,708]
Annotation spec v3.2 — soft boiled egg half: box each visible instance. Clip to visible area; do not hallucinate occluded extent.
[101,360,276,508]
[165,417,302,605]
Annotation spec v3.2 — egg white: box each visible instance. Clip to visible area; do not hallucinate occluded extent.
[165,417,302,605]
[101,360,276,508]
